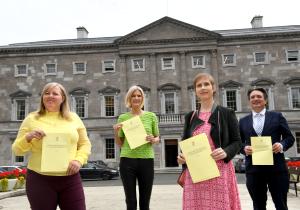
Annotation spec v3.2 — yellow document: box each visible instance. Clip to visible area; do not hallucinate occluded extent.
[179,133,220,183]
[121,116,148,149]
[251,136,273,165]
[41,133,69,173]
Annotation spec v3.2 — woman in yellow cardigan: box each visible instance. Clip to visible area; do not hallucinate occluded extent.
[12,82,91,210]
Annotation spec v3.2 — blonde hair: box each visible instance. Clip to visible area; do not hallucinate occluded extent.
[193,73,216,96]
[125,85,145,109]
[36,82,71,119]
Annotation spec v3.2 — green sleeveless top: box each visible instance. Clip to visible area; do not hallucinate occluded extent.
[118,111,159,158]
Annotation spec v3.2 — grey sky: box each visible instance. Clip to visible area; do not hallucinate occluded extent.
[1,0,299,46]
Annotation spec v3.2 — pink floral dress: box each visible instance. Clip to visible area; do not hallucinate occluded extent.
[183,112,241,210]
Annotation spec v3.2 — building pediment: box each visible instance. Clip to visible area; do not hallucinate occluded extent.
[98,86,120,94]
[283,77,300,85]
[116,16,220,44]
[137,85,150,92]
[9,90,32,98]
[69,87,90,95]
[158,83,181,91]
[251,78,275,86]
[219,80,243,88]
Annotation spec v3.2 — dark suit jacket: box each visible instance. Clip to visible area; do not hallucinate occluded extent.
[239,111,295,173]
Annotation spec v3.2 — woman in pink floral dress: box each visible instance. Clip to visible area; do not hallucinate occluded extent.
[177,73,242,210]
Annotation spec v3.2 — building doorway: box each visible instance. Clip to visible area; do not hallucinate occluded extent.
[164,139,179,167]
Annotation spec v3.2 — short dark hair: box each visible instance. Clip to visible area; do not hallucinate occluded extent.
[247,87,268,100]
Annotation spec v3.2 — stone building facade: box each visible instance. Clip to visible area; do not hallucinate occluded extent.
[0,16,300,170]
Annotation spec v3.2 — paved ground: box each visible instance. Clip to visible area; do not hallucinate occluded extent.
[0,184,299,210]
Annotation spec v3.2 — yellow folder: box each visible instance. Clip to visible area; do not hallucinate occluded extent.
[179,133,220,183]
[121,116,148,149]
[41,133,69,173]
[251,136,274,165]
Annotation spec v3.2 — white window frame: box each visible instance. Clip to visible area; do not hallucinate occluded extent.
[160,92,178,114]
[143,92,149,111]
[161,57,175,70]
[131,58,145,71]
[222,89,241,111]
[287,86,300,109]
[192,55,205,68]
[102,60,116,73]
[286,50,299,63]
[11,98,29,121]
[105,138,116,160]
[100,94,119,117]
[254,52,269,64]
[44,63,57,75]
[73,61,87,74]
[71,95,88,118]
[14,64,28,77]
[222,54,236,66]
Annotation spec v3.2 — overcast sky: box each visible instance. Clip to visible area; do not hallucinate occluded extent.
[1,0,299,46]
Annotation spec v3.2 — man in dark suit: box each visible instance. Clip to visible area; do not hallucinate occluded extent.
[239,87,295,210]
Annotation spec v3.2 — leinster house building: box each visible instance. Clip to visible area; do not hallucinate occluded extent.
[0,16,300,170]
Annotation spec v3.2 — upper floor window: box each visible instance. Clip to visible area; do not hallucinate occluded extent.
[102,60,115,73]
[254,52,268,64]
[222,54,236,66]
[99,86,120,117]
[71,96,88,118]
[286,50,299,62]
[161,57,175,70]
[290,87,300,109]
[73,62,86,74]
[14,64,28,77]
[192,55,205,68]
[105,138,115,159]
[132,58,145,71]
[45,63,57,75]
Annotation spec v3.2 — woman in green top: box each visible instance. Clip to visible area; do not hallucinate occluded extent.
[113,85,160,210]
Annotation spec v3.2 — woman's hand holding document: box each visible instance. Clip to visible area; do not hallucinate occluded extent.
[41,133,69,173]
[121,116,148,149]
[251,136,273,165]
[179,133,220,183]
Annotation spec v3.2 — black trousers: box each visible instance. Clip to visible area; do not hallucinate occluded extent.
[120,157,154,210]
[246,171,289,210]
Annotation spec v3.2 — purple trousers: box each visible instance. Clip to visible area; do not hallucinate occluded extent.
[26,169,86,210]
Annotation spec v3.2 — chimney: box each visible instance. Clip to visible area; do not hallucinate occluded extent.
[251,16,263,28]
[76,26,89,38]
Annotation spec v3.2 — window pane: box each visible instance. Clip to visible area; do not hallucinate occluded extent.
[16,99,26,120]
[287,51,299,61]
[163,58,174,69]
[223,55,234,64]
[226,90,237,111]
[104,61,115,71]
[133,59,144,70]
[195,97,201,111]
[255,52,266,63]
[46,64,56,73]
[291,88,300,108]
[165,93,175,114]
[193,56,203,66]
[15,156,24,162]
[17,65,27,75]
[105,138,115,159]
[105,96,114,116]
[75,96,85,118]
[75,63,85,72]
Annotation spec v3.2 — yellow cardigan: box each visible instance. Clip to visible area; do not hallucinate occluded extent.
[12,111,91,176]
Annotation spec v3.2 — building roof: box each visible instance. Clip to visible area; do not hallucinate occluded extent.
[0,16,300,50]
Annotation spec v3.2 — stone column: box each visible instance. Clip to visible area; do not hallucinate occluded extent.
[179,51,189,113]
[210,49,220,103]
[119,55,127,113]
[149,53,158,113]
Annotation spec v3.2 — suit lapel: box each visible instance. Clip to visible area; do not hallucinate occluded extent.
[261,111,273,136]
[246,114,257,135]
